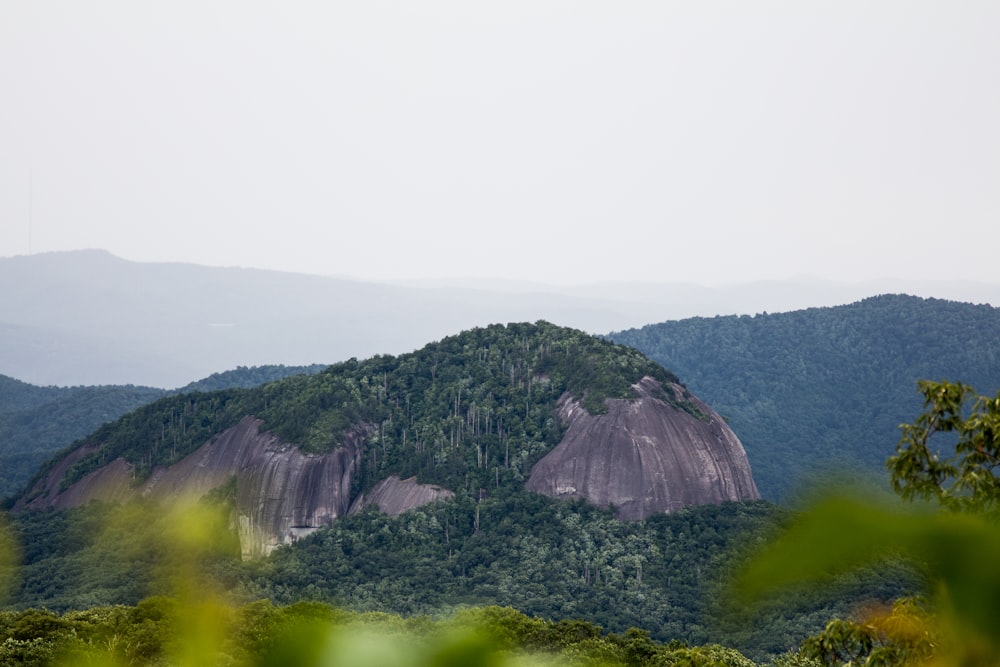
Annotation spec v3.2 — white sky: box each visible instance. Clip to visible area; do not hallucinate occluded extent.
[1,1,998,285]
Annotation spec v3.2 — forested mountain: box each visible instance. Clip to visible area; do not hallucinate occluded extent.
[609,295,1000,501]
[4,323,920,660]
[0,365,325,500]
[175,364,328,394]
[19,323,681,492]
[16,323,758,552]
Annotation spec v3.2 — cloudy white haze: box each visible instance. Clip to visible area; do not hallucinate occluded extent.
[1,2,998,286]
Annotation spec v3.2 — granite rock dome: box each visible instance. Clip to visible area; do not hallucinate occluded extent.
[527,377,759,520]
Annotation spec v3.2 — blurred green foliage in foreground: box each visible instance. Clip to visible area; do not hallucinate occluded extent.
[0,498,766,666]
[738,381,1000,666]
[0,598,770,667]
[0,598,772,667]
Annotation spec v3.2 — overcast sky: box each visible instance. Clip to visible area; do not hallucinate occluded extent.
[1,2,998,286]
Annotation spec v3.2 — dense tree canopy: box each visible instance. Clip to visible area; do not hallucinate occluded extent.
[8,318,967,663]
[5,494,919,663]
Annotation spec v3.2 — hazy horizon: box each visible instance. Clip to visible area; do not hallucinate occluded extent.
[2,3,998,287]
[7,247,1000,296]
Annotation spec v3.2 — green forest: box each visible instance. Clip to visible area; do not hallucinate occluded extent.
[1,492,918,665]
[10,294,1000,504]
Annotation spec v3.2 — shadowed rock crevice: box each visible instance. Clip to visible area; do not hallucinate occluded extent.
[526,377,759,520]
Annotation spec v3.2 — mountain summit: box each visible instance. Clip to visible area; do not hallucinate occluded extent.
[15,322,758,556]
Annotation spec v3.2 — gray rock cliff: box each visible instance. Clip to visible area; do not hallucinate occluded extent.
[526,377,759,520]
[16,416,449,558]
[349,475,454,516]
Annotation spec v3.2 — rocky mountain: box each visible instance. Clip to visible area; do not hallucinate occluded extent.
[14,322,759,557]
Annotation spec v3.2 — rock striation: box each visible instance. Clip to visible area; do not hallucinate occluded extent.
[349,475,454,516]
[16,416,449,558]
[526,377,759,520]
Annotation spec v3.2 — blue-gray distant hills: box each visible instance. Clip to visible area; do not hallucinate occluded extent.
[609,295,1000,501]
[3,249,999,388]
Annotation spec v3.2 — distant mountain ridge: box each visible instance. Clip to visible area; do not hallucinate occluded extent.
[3,250,998,388]
[609,294,1000,500]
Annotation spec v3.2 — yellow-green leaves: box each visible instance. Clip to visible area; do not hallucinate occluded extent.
[0,514,18,606]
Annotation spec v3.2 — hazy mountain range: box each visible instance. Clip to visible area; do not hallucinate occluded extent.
[3,249,998,388]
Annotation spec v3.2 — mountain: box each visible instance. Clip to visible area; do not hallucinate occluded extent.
[608,295,1000,501]
[4,250,999,388]
[0,365,326,500]
[7,323,919,658]
[14,322,759,558]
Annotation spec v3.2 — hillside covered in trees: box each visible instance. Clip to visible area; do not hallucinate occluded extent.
[2,322,922,661]
[609,295,1000,500]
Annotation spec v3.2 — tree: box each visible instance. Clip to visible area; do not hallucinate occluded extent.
[887,380,1000,512]
[798,599,935,667]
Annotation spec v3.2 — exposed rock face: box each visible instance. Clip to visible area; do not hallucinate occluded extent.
[16,416,450,558]
[526,377,759,520]
[349,475,454,516]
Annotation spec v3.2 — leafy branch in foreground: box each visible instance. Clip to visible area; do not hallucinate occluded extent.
[887,380,1000,512]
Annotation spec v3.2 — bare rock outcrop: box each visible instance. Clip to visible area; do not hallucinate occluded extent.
[526,377,759,520]
[18,417,365,558]
[16,416,459,558]
[349,475,454,516]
